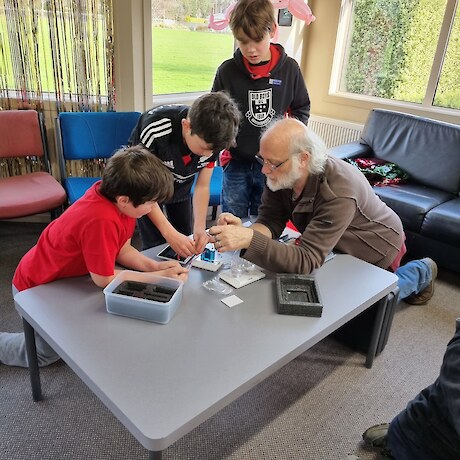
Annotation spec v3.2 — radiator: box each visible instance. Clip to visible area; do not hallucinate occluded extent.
[309,115,364,149]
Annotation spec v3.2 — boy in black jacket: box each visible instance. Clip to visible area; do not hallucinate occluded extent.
[212,0,310,219]
[129,91,240,254]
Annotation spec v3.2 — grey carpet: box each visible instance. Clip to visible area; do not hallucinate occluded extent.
[1,221,458,460]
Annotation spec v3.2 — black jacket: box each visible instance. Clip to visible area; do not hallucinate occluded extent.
[129,105,217,203]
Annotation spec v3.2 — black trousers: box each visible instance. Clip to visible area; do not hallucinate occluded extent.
[137,198,192,251]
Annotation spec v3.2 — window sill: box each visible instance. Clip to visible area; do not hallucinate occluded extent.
[325,91,460,125]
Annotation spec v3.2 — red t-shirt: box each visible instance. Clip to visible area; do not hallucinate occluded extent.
[13,182,135,291]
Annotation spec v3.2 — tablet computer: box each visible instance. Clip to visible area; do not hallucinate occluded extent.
[157,245,194,266]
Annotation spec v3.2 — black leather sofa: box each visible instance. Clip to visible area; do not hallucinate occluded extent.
[329,108,460,273]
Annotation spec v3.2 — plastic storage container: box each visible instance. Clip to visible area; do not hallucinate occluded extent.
[103,270,183,324]
[276,274,323,317]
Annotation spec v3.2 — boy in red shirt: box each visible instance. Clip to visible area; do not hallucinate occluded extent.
[1,146,188,368]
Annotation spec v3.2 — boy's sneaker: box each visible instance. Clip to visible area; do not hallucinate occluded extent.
[362,423,390,448]
[405,257,438,305]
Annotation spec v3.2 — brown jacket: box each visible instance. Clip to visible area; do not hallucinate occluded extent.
[243,155,404,274]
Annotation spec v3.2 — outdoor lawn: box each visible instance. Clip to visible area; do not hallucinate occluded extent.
[152,27,234,94]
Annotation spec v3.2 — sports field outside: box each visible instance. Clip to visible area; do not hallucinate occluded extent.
[152,27,234,94]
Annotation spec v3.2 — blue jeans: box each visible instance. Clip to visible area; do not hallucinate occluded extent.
[395,259,432,300]
[221,160,265,218]
[0,286,60,368]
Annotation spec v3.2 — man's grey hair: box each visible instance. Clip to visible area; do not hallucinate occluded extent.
[289,124,328,175]
[262,117,328,175]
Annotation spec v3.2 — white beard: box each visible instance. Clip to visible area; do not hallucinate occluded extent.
[266,157,303,192]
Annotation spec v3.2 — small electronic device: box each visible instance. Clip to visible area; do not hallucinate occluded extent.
[191,245,223,272]
[157,245,194,266]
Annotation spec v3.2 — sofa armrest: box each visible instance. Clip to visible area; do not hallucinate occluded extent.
[328,141,373,160]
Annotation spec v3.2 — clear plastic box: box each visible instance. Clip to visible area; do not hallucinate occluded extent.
[103,270,183,324]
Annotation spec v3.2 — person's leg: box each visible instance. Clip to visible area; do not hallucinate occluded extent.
[249,161,265,217]
[387,417,435,460]
[137,212,167,251]
[0,286,60,368]
[395,257,437,304]
[164,198,192,236]
[221,160,252,218]
[0,331,60,368]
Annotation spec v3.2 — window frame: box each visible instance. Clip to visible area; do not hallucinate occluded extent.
[329,0,460,116]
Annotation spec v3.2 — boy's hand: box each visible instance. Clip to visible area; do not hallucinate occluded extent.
[193,230,209,255]
[153,259,182,271]
[167,231,196,258]
[153,265,189,282]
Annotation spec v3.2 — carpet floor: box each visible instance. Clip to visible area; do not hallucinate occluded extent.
[1,220,458,460]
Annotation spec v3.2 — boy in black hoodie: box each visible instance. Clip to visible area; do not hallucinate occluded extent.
[212,0,310,219]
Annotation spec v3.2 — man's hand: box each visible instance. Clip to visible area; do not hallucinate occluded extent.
[216,212,242,226]
[208,224,254,252]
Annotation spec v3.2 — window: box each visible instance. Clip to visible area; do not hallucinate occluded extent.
[151,1,234,95]
[332,0,460,110]
[0,0,114,112]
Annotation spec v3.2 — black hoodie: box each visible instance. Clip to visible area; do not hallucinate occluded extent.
[212,43,310,163]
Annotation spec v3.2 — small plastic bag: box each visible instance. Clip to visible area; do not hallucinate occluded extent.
[202,276,233,295]
[230,252,256,277]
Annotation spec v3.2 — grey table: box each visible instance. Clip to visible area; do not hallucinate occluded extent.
[15,253,398,459]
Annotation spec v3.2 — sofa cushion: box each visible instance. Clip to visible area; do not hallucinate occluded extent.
[421,198,460,246]
[361,109,460,194]
[374,183,454,233]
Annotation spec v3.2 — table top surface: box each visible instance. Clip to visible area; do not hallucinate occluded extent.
[14,251,397,451]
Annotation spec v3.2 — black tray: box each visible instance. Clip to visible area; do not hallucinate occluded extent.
[276,274,323,317]
[113,280,176,303]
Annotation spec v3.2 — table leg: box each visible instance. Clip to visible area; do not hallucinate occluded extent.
[148,451,162,460]
[23,318,43,402]
[376,289,398,355]
[365,295,388,369]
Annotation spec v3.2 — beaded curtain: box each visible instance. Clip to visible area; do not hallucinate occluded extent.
[0,0,115,179]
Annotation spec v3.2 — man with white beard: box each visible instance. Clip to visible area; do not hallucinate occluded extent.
[209,117,436,304]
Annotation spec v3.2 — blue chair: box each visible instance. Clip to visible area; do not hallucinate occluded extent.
[55,111,141,204]
[209,166,223,220]
[191,166,223,221]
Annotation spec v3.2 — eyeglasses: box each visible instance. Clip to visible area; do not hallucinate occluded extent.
[255,154,290,171]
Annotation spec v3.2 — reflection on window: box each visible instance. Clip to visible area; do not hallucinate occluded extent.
[337,0,460,110]
[434,4,460,109]
[152,1,234,95]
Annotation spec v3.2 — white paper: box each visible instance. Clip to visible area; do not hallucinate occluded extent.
[221,295,243,308]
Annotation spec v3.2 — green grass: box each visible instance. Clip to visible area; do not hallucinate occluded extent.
[152,27,234,94]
